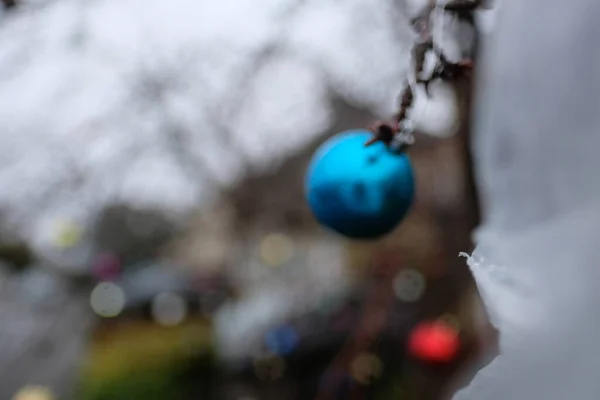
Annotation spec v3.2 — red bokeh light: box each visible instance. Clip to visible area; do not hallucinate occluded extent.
[408,321,460,363]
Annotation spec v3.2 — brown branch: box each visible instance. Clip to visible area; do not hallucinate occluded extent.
[365,83,414,147]
[413,40,434,79]
[365,0,484,148]
[417,51,474,95]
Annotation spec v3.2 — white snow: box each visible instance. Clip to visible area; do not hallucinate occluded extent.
[455,0,600,398]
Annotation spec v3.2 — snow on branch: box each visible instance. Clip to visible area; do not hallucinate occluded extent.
[367,0,484,149]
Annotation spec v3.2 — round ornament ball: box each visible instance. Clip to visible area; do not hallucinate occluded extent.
[407,321,460,363]
[305,129,415,239]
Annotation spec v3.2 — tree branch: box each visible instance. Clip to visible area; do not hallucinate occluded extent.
[366,0,484,148]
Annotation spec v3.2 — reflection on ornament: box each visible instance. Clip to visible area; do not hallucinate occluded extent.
[408,321,460,363]
[350,352,383,385]
[259,233,294,267]
[54,221,81,249]
[393,268,426,303]
[90,282,126,318]
[12,385,54,400]
[305,130,414,239]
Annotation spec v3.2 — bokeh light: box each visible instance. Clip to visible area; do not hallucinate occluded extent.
[53,220,82,249]
[393,268,426,303]
[350,352,383,385]
[259,233,294,267]
[151,292,187,326]
[408,321,460,363]
[264,324,299,356]
[89,282,126,318]
[12,385,54,400]
[92,253,121,281]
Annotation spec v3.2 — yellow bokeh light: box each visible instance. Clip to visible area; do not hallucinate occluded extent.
[54,221,81,248]
[351,352,383,385]
[12,386,55,400]
[259,233,294,267]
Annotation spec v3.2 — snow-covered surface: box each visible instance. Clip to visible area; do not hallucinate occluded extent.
[0,0,466,255]
[455,0,600,398]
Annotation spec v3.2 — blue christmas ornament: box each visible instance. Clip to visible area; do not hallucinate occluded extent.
[305,129,415,239]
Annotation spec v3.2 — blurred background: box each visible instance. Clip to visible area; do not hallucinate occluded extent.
[0,0,495,399]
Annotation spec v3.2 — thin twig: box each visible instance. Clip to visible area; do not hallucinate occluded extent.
[366,0,484,148]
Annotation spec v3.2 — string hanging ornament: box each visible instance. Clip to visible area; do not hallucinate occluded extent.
[304,0,487,240]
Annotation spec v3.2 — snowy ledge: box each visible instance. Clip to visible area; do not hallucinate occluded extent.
[456,200,600,399]
[453,0,600,396]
